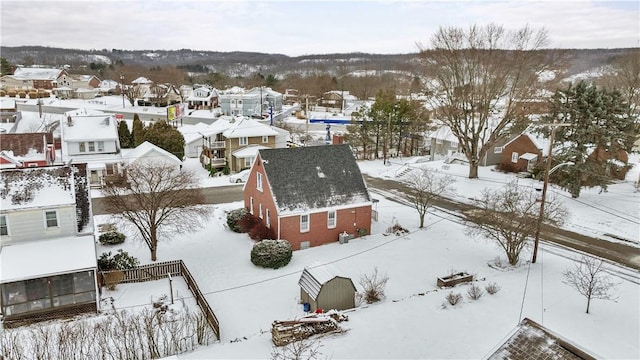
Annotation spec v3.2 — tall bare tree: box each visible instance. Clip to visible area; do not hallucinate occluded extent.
[466,181,567,265]
[101,162,211,261]
[563,256,619,314]
[123,84,145,106]
[404,168,454,228]
[418,24,556,178]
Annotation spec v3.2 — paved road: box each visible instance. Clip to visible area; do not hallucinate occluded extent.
[91,175,640,270]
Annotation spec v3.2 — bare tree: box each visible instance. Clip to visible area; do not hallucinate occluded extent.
[100,162,211,261]
[124,84,145,106]
[271,338,326,360]
[404,168,454,228]
[563,256,619,314]
[466,181,567,265]
[418,24,558,178]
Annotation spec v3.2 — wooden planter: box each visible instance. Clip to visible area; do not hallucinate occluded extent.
[437,272,473,288]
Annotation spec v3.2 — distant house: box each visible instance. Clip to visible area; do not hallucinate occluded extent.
[222,117,280,172]
[319,90,358,112]
[219,87,282,117]
[0,165,97,324]
[588,143,630,180]
[1,67,68,91]
[123,141,182,169]
[0,132,56,168]
[298,265,356,312]
[57,74,101,91]
[187,86,219,110]
[244,144,372,250]
[425,126,461,161]
[499,133,546,173]
[485,318,599,359]
[60,111,122,187]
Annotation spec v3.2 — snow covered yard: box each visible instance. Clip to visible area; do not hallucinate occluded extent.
[93,191,640,359]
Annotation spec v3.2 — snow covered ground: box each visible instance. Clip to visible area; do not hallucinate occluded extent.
[92,155,640,359]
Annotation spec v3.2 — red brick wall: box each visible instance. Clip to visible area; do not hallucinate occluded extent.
[501,135,541,173]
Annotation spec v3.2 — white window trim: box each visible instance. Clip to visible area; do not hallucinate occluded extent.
[511,152,518,163]
[256,172,263,192]
[0,215,9,236]
[494,146,503,154]
[239,137,248,146]
[300,214,310,233]
[259,203,263,219]
[265,208,270,227]
[250,197,254,215]
[44,210,59,229]
[262,135,268,143]
[327,210,336,229]
[88,141,95,152]
[97,141,104,152]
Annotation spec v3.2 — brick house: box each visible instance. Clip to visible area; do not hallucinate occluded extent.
[243,144,372,250]
[588,143,630,180]
[0,132,56,168]
[499,133,546,173]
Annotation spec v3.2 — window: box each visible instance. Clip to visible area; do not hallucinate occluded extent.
[0,215,8,236]
[300,241,310,250]
[262,135,269,143]
[327,210,336,229]
[105,163,116,175]
[300,214,309,232]
[97,141,104,152]
[244,156,254,168]
[250,197,254,215]
[511,152,519,163]
[239,137,248,146]
[494,146,503,154]
[256,172,263,191]
[45,210,58,228]
[436,138,443,144]
[265,208,270,227]
[79,142,86,152]
[238,100,243,105]
[259,204,263,219]
[88,142,95,152]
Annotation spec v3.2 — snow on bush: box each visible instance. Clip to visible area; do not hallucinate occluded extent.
[226,208,248,233]
[250,239,293,269]
[98,231,126,245]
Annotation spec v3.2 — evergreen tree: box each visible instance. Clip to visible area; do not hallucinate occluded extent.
[1,57,14,75]
[117,120,132,148]
[131,114,146,147]
[544,81,633,198]
[143,120,186,160]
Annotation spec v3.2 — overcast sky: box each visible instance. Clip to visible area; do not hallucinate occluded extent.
[1,1,638,56]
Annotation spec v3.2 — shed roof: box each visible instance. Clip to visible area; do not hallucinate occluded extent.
[298,265,354,301]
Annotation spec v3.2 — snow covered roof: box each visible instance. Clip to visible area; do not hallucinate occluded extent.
[298,264,353,301]
[124,141,182,166]
[259,144,371,215]
[222,118,279,138]
[0,235,97,283]
[13,67,63,81]
[486,318,599,360]
[519,152,539,161]
[131,76,153,84]
[425,125,459,143]
[0,98,16,109]
[61,114,118,142]
[232,144,269,158]
[0,166,76,211]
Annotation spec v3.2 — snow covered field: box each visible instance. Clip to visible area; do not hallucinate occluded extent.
[92,156,640,359]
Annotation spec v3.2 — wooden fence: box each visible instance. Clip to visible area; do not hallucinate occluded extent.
[100,260,220,340]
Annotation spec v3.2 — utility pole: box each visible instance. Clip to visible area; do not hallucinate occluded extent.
[120,74,125,108]
[532,120,571,263]
[305,96,309,147]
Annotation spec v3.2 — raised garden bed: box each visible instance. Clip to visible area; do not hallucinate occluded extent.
[437,272,474,288]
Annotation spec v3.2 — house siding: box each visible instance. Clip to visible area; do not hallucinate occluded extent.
[66,140,118,156]
[500,135,542,173]
[299,277,356,312]
[228,136,276,172]
[0,206,77,246]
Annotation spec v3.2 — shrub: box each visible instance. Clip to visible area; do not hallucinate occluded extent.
[226,208,248,233]
[250,239,292,269]
[99,231,126,245]
[466,283,484,300]
[485,282,501,295]
[359,267,389,304]
[238,213,260,233]
[446,292,463,306]
[98,249,139,271]
[248,222,276,241]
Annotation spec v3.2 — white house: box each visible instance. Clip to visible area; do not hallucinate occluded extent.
[123,141,182,168]
[0,165,98,323]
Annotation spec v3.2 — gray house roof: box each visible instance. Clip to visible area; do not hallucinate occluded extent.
[258,144,371,215]
[298,265,355,301]
[485,318,599,360]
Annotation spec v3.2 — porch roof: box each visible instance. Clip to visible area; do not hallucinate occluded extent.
[520,152,539,161]
[0,235,97,283]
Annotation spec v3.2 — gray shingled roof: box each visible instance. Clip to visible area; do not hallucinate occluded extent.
[486,318,599,360]
[258,144,370,214]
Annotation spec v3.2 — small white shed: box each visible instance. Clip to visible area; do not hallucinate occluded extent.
[298,265,356,312]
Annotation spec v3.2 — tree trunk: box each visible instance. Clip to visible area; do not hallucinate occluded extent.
[419,215,425,228]
[468,162,479,179]
[586,296,591,314]
[150,226,158,262]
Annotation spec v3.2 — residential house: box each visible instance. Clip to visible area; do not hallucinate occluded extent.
[1,67,68,91]
[244,144,372,250]
[187,86,219,110]
[0,165,98,324]
[123,141,182,169]
[319,90,358,112]
[222,117,280,172]
[0,98,19,122]
[57,74,100,91]
[0,132,56,168]
[97,79,121,96]
[485,318,599,359]
[219,87,283,117]
[60,110,121,187]
[246,87,283,115]
[139,84,182,107]
[499,133,547,173]
[588,143,630,180]
[425,126,461,162]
